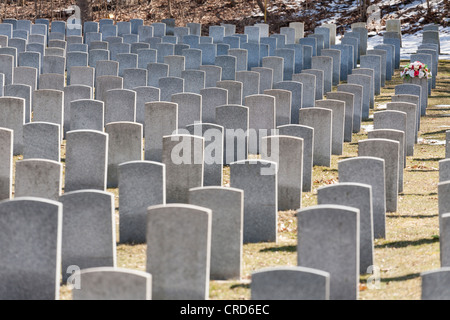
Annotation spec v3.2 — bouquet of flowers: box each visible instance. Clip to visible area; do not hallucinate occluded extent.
[400,61,432,79]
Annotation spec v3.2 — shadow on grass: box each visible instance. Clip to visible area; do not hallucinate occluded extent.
[411,158,443,162]
[381,273,421,283]
[230,283,250,290]
[259,245,296,253]
[386,214,439,219]
[375,237,439,249]
[407,169,440,172]
[421,130,448,136]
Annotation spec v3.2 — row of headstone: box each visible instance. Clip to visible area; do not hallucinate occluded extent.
[0,18,444,300]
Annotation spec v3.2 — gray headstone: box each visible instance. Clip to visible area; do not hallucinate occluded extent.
[360,55,382,95]
[358,138,399,212]
[0,128,12,200]
[146,204,211,300]
[70,66,94,88]
[297,204,360,300]
[104,89,136,124]
[215,55,236,80]
[262,56,284,84]
[0,197,62,300]
[216,80,242,105]
[95,75,123,102]
[265,89,291,126]
[133,86,160,130]
[105,122,143,188]
[339,156,386,239]
[186,123,224,187]
[421,267,450,300]
[4,83,31,123]
[347,74,371,120]
[0,54,14,85]
[144,101,178,162]
[251,266,330,300]
[292,73,316,108]
[315,99,345,155]
[69,99,104,132]
[352,68,375,109]
[162,135,204,203]
[182,69,205,94]
[199,65,222,88]
[23,122,60,162]
[321,49,341,86]
[158,76,184,102]
[261,135,303,211]
[230,159,277,243]
[337,84,363,133]
[73,267,151,300]
[298,107,332,167]
[189,187,243,280]
[277,124,314,192]
[146,62,168,88]
[201,87,228,124]
[317,183,374,274]
[0,96,24,155]
[272,81,303,125]
[302,69,324,100]
[60,190,116,283]
[245,94,276,154]
[119,161,165,244]
[325,91,354,142]
[64,130,108,192]
[15,159,62,201]
[215,105,249,164]
[137,48,157,69]
[171,92,202,129]
[311,56,332,94]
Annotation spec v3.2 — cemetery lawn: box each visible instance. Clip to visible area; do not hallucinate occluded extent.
[56,60,450,300]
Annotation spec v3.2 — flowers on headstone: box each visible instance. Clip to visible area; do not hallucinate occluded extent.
[400,61,432,79]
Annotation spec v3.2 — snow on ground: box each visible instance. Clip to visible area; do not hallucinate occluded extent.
[365,26,450,60]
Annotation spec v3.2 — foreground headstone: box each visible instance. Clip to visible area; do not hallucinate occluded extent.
[189,187,243,280]
[144,101,178,162]
[0,128,12,200]
[73,267,152,300]
[297,205,360,300]
[60,190,116,283]
[215,105,249,165]
[315,99,345,155]
[386,102,417,156]
[359,139,399,212]
[230,160,277,243]
[14,159,62,201]
[105,122,143,188]
[146,204,211,300]
[317,183,374,273]
[251,266,330,300]
[421,267,450,300]
[119,161,165,244]
[338,156,386,239]
[23,122,60,162]
[0,97,25,155]
[162,134,204,203]
[186,123,224,187]
[65,130,108,192]
[277,124,314,192]
[69,99,104,132]
[261,135,303,211]
[0,197,62,300]
[299,107,332,167]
